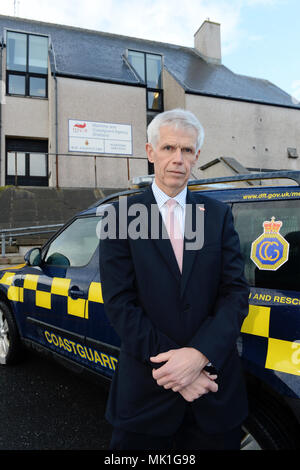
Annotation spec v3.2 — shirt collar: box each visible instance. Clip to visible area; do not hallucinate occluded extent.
[151,180,187,209]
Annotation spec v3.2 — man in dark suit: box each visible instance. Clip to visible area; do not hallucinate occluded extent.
[99,109,249,450]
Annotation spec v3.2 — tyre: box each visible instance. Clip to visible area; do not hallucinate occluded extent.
[0,300,22,365]
[241,395,300,450]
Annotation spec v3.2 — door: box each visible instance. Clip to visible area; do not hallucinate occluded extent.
[22,215,101,368]
[232,198,300,381]
[6,138,49,187]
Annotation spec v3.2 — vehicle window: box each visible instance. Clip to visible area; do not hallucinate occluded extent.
[232,200,300,291]
[43,216,101,267]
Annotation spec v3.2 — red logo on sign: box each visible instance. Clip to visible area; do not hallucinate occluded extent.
[74,123,87,129]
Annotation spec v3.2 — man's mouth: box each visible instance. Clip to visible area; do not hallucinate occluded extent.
[168,170,185,175]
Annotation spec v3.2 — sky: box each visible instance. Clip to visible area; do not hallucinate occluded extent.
[0,0,300,102]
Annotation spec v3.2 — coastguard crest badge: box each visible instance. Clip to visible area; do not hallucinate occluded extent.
[250,217,289,271]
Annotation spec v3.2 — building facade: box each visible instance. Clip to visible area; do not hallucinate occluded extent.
[0,15,299,189]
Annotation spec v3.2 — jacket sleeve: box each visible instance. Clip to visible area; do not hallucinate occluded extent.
[99,231,179,365]
[187,204,249,371]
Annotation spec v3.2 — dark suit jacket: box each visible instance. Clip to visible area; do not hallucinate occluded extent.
[99,186,249,436]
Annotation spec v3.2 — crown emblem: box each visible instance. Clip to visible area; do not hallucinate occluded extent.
[263,217,282,234]
[251,216,289,271]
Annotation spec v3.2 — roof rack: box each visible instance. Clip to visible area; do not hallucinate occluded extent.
[89,188,143,208]
[188,170,300,187]
[91,170,300,209]
[130,170,300,189]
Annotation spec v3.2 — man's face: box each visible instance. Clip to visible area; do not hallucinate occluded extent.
[146,125,200,197]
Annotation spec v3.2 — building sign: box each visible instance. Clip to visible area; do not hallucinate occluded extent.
[68,119,132,155]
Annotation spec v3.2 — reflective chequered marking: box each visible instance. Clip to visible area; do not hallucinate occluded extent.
[241,305,270,338]
[1,269,299,377]
[241,303,300,376]
[265,338,300,376]
[0,271,103,319]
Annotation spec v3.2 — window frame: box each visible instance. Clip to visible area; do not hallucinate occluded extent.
[41,215,102,269]
[232,198,300,291]
[5,29,49,99]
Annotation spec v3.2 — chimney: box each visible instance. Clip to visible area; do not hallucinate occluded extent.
[194,20,221,64]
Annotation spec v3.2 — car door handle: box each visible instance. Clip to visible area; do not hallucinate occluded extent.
[69,286,87,299]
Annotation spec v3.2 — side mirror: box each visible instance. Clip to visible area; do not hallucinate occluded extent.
[24,247,42,266]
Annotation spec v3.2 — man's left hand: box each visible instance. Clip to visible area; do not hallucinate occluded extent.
[150,348,209,391]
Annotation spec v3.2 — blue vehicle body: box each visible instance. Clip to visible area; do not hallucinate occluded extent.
[1,171,300,447]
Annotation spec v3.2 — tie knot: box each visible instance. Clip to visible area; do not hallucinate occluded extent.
[166,198,177,210]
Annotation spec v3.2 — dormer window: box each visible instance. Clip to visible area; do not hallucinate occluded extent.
[127,50,163,111]
[6,31,48,98]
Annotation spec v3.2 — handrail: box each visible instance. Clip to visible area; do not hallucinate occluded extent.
[0,224,63,234]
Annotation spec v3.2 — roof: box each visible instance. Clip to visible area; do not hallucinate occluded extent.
[0,14,299,109]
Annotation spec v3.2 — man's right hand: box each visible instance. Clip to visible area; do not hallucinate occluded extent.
[178,371,218,402]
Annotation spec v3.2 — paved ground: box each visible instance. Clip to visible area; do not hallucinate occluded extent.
[0,350,112,450]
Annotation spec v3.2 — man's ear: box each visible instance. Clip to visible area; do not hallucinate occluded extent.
[146,142,155,163]
[192,149,200,167]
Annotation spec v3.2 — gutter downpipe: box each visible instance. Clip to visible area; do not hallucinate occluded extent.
[54,68,58,188]
[49,43,59,188]
[0,38,3,188]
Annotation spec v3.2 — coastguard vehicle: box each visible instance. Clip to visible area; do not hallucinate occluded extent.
[1,170,300,450]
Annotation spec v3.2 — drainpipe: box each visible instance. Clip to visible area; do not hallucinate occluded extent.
[54,69,58,188]
[49,43,59,188]
[0,38,3,187]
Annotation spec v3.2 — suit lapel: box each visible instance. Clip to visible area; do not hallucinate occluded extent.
[141,186,181,282]
[180,190,204,298]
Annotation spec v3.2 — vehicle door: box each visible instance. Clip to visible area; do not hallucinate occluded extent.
[84,241,120,380]
[22,214,101,367]
[232,197,300,395]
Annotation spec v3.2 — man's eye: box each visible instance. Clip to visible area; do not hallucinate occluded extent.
[164,145,172,151]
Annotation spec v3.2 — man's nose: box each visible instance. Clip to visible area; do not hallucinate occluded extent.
[173,147,184,163]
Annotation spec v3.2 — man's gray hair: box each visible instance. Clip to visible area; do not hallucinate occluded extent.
[147,108,205,151]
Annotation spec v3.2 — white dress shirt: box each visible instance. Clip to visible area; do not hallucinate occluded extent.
[151,180,186,237]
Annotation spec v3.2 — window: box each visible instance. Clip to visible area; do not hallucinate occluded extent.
[8,74,25,95]
[127,50,163,111]
[7,151,26,176]
[6,31,48,98]
[6,138,48,186]
[232,200,300,291]
[127,51,145,82]
[146,53,162,89]
[43,217,101,267]
[147,91,163,111]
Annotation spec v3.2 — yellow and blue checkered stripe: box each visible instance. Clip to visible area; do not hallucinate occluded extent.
[1,270,300,377]
[0,271,103,319]
[241,304,300,377]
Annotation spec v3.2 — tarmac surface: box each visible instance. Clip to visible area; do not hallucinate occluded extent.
[0,349,112,450]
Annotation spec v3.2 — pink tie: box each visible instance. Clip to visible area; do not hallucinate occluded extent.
[165,199,183,272]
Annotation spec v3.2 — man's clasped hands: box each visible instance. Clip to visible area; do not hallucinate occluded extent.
[150,347,218,402]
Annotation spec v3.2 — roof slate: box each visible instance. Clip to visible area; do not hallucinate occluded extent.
[0,15,298,109]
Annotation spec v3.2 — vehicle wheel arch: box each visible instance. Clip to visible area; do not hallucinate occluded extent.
[0,296,23,365]
[243,371,300,449]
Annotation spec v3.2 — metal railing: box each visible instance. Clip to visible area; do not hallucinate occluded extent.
[0,224,63,258]
[7,152,147,188]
